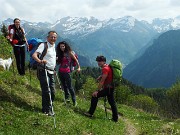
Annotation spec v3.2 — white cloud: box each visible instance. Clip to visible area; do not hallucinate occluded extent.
[88,0,112,8]
[170,0,180,6]
[0,0,180,23]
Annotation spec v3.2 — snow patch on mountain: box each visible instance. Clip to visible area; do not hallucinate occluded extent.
[171,16,180,29]
[2,15,180,36]
[50,17,103,36]
[152,18,174,33]
[105,16,136,32]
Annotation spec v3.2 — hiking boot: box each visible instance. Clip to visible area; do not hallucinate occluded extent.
[43,111,48,115]
[47,111,55,116]
[42,109,48,114]
[73,102,77,107]
[84,112,93,117]
[65,99,70,103]
[109,118,118,122]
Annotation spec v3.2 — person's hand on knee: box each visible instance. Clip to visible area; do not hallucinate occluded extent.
[92,91,98,97]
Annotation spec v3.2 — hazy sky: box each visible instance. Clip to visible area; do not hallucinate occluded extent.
[1,0,180,23]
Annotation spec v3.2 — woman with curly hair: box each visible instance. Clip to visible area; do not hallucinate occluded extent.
[56,41,80,106]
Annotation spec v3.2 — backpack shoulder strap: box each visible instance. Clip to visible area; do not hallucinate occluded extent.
[19,26,25,34]
[64,52,70,57]
[64,52,71,61]
[39,42,48,60]
[9,24,15,30]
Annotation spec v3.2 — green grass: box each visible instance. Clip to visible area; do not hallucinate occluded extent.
[118,105,180,135]
[0,70,124,135]
[0,69,180,135]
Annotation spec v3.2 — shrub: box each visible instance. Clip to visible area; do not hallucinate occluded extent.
[166,81,180,117]
[127,94,159,113]
[79,76,98,99]
[0,35,12,59]
[115,85,132,104]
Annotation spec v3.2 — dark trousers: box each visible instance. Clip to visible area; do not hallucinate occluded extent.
[13,46,25,75]
[58,72,76,103]
[38,69,55,112]
[88,88,118,121]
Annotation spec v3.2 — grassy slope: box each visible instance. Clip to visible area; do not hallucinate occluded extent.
[0,69,180,135]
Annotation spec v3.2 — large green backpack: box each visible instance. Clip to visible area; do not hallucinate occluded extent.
[109,59,123,84]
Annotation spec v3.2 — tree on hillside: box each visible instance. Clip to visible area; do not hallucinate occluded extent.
[127,94,159,113]
[79,76,98,99]
[0,35,12,58]
[71,67,101,91]
[115,85,132,104]
[121,78,145,94]
[145,88,167,102]
[1,24,8,37]
[166,81,180,117]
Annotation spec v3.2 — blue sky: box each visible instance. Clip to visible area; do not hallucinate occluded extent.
[1,0,180,23]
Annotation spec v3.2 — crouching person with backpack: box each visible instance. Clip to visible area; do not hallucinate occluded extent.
[32,31,57,116]
[84,55,118,122]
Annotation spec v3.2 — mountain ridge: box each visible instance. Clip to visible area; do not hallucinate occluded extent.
[2,16,180,35]
[123,29,180,88]
[1,16,180,67]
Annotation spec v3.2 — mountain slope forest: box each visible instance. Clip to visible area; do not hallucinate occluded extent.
[0,35,180,135]
[1,17,158,66]
[123,30,180,88]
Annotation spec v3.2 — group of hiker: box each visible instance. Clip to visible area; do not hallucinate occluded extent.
[7,18,118,122]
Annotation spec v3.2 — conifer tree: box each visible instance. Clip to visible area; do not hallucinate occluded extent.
[1,24,8,37]
[0,35,12,58]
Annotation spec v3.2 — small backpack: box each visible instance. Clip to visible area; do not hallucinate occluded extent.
[28,38,48,69]
[7,24,15,45]
[109,59,123,85]
[8,24,14,36]
[7,24,25,45]
[61,51,78,72]
[71,51,78,67]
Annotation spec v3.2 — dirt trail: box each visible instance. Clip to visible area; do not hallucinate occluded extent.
[99,105,138,135]
[122,117,137,135]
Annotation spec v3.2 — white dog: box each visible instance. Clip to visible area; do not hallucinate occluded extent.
[0,57,13,70]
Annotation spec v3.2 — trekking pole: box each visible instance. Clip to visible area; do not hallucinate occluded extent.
[27,49,32,85]
[10,50,15,77]
[54,71,66,104]
[29,64,32,85]
[55,71,61,89]
[44,67,56,129]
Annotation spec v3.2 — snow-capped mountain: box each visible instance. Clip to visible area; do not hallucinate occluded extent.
[1,16,180,66]
[52,16,180,37]
[50,16,141,37]
[51,16,104,37]
[151,18,174,33]
[105,16,136,32]
[172,16,180,29]
[2,16,180,37]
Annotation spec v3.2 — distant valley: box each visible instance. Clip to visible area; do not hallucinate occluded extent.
[1,16,180,87]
